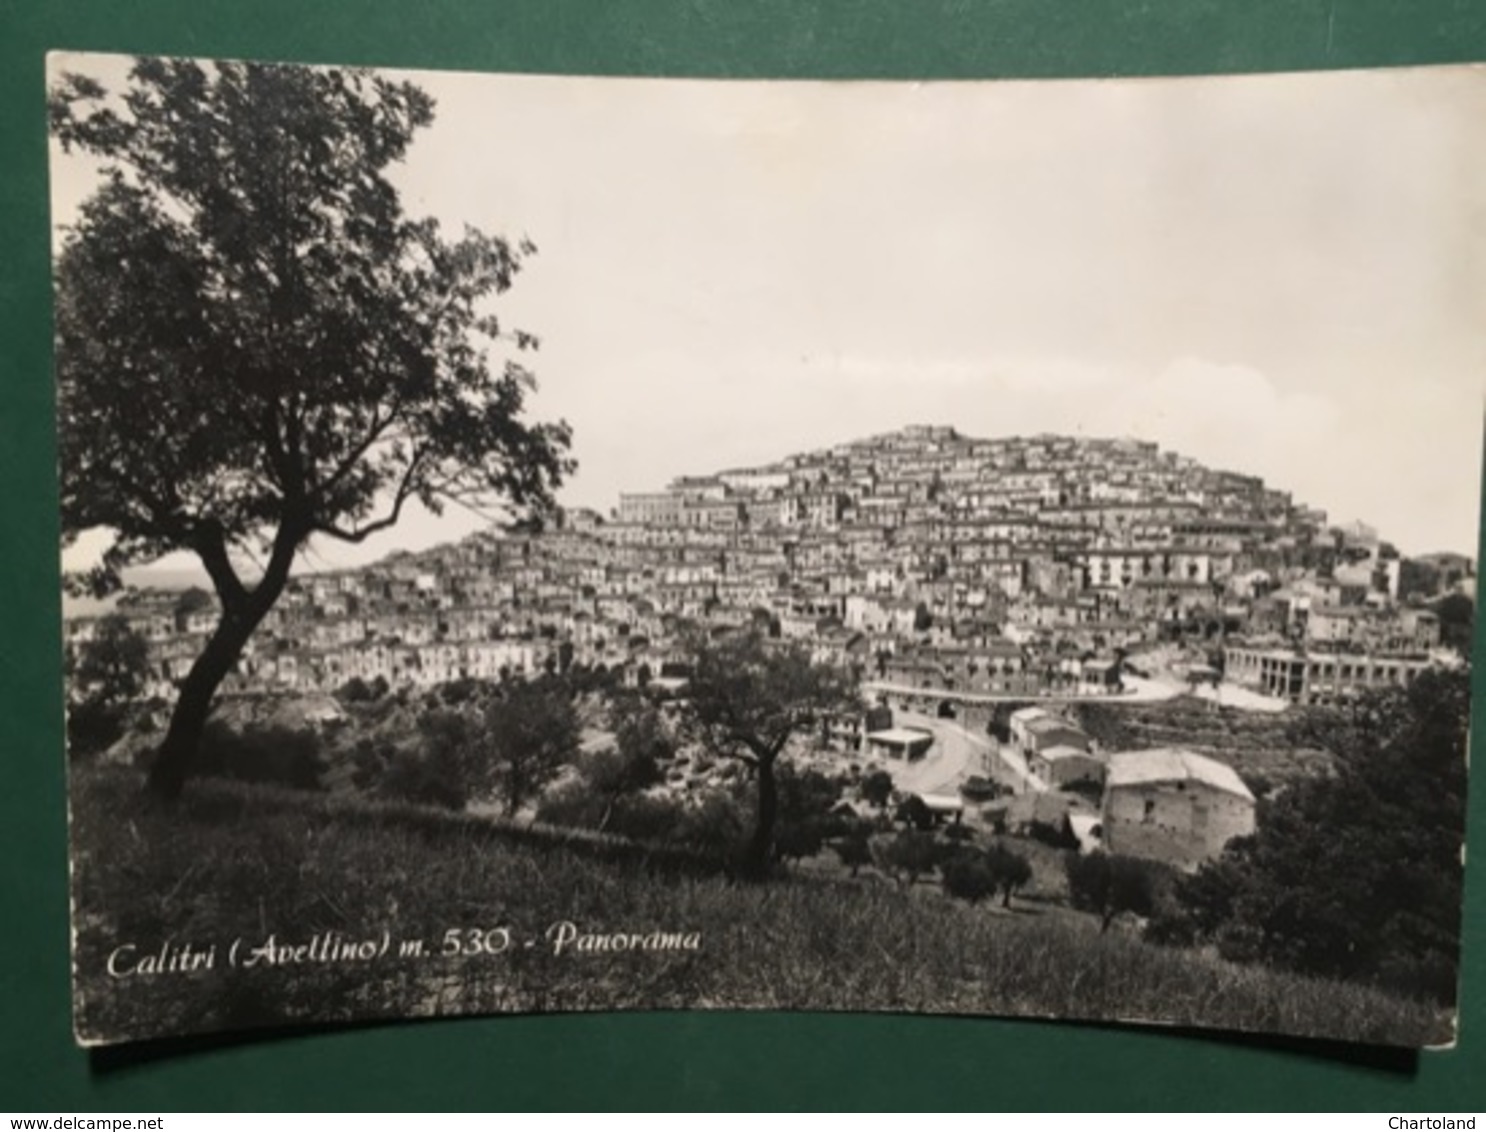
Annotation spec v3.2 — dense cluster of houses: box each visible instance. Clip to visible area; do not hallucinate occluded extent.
[64,425,1466,713]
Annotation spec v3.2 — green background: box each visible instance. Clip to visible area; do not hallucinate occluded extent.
[3,0,1484,1111]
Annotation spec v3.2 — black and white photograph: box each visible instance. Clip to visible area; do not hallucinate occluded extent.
[50,52,1480,1049]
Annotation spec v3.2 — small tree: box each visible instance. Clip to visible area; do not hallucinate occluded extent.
[1065,852,1156,932]
[72,614,151,706]
[681,630,859,879]
[877,830,946,886]
[894,793,936,831]
[985,843,1034,908]
[830,823,875,878]
[772,764,844,868]
[578,699,669,831]
[475,678,581,817]
[67,614,153,757]
[860,769,894,809]
[941,850,999,903]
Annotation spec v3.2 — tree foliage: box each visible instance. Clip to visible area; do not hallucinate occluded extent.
[71,614,151,706]
[681,630,859,878]
[1065,852,1159,932]
[1434,593,1474,656]
[942,843,1032,907]
[475,678,581,817]
[66,614,153,757]
[859,769,894,808]
[1169,668,1469,1001]
[50,58,572,795]
[875,829,948,885]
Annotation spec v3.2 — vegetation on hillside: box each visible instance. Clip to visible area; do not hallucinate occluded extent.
[1157,668,1468,1004]
[68,766,1450,1047]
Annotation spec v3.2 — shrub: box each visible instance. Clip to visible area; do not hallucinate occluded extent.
[194,720,326,791]
[894,794,935,831]
[1028,817,1078,850]
[830,826,874,877]
[67,697,127,759]
[860,769,894,808]
[941,851,999,903]
[877,830,947,885]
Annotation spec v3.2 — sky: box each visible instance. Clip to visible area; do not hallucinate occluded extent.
[49,55,1486,587]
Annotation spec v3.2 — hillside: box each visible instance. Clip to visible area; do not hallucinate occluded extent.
[69,767,1448,1048]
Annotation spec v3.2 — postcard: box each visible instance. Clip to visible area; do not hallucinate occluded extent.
[50,52,1480,1047]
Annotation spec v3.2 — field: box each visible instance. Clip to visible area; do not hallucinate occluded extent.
[68,766,1452,1048]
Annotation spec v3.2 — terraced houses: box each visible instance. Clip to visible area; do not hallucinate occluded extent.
[65,426,1462,707]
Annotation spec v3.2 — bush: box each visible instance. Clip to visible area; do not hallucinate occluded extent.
[894,794,935,831]
[375,745,467,810]
[193,720,326,791]
[1028,817,1078,850]
[877,830,947,885]
[66,697,127,759]
[941,851,999,903]
[860,769,894,808]
[830,825,875,877]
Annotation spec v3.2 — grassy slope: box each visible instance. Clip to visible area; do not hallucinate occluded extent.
[68,767,1450,1048]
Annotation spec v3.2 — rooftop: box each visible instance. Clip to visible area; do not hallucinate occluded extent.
[1106,748,1254,801]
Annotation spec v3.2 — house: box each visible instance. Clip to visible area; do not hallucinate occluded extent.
[1101,748,1256,870]
[1029,744,1106,790]
[1007,705,1050,749]
[864,726,934,762]
[1020,715,1091,755]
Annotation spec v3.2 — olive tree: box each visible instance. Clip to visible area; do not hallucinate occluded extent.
[681,631,859,879]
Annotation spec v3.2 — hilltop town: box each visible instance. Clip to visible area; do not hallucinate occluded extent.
[68,424,1470,714]
[63,427,1474,1046]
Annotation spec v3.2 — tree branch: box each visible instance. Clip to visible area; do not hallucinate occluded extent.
[312,447,425,544]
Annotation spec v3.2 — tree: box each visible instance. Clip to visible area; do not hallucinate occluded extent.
[894,793,935,831]
[876,829,946,886]
[942,843,1032,908]
[72,614,151,707]
[681,630,859,879]
[860,768,895,809]
[913,602,933,632]
[67,613,153,756]
[173,586,214,619]
[475,678,581,817]
[830,822,876,877]
[385,708,477,810]
[1434,592,1474,656]
[986,844,1033,908]
[578,698,669,831]
[51,59,572,797]
[940,850,999,903]
[1065,852,1158,932]
[772,764,845,867]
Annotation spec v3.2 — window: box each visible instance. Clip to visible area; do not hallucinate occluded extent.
[1143,798,1156,823]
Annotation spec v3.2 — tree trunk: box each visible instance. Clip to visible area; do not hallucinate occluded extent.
[145,606,266,799]
[742,753,780,881]
[145,523,300,800]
